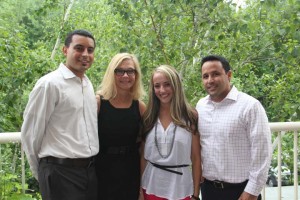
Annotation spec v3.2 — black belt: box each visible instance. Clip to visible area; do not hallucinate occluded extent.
[204,179,248,189]
[100,145,138,155]
[40,156,95,168]
[150,162,189,175]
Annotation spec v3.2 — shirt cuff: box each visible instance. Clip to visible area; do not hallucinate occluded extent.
[244,180,263,196]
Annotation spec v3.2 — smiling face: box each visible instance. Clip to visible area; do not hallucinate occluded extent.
[153,72,173,105]
[114,58,136,91]
[201,60,232,102]
[63,34,95,78]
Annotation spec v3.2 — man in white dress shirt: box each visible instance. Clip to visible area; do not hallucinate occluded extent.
[196,55,272,200]
[21,29,99,200]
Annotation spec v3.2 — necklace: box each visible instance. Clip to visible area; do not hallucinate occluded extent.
[154,123,177,159]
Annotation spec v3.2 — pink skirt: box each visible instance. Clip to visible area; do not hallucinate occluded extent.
[142,189,191,200]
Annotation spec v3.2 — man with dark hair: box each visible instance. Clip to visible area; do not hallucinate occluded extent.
[64,29,95,47]
[196,55,272,200]
[21,29,99,200]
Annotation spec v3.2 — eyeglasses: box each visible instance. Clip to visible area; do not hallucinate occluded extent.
[114,68,137,76]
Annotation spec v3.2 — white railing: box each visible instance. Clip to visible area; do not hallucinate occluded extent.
[0,132,26,195]
[265,122,300,200]
[0,132,21,143]
[0,122,300,199]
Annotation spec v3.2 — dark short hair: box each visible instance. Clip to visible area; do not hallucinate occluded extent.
[201,55,231,73]
[64,29,96,47]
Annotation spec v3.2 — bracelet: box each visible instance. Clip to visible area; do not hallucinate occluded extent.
[191,195,200,200]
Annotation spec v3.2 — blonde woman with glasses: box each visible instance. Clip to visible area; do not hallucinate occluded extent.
[95,53,146,200]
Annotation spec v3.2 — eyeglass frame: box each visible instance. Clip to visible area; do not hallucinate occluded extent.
[114,68,137,76]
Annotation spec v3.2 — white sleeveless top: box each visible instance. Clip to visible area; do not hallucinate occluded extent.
[142,119,194,200]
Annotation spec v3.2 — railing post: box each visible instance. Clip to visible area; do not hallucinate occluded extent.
[21,144,25,194]
[277,131,283,200]
[0,144,2,171]
[293,131,298,200]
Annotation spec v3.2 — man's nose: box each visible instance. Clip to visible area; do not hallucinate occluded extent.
[208,76,214,83]
[82,48,89,56]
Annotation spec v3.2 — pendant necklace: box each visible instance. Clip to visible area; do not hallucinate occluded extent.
[154,122,177,159]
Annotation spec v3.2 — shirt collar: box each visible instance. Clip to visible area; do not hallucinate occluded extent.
[59,63,88,81]
[58,63,77,79]
[225,85,238,101]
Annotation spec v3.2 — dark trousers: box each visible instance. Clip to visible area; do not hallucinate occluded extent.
[38,160,97,200]
[201,179,262,200]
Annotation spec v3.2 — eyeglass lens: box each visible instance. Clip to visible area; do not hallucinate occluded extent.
[114,68,136,76]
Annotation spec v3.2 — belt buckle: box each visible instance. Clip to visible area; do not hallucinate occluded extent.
[213,180,224,189]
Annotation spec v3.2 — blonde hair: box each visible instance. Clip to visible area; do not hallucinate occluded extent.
[96,53,145,100]
[142,65,197,139]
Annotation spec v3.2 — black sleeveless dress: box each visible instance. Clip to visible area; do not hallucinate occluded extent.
[95,99,141,200]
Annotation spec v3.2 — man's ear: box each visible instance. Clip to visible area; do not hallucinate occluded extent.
[62,46,68,56]
[227,70,232,81]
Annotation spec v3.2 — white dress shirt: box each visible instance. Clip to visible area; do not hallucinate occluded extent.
[21,63,99,179]
[142,119,194,199]
[196,86,272,196]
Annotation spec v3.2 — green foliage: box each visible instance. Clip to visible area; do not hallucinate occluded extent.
[0,143,40,199]
[0,173,33,200]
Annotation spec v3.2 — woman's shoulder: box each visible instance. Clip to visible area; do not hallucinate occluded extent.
[96,95,109,113]
[137,100,146,116]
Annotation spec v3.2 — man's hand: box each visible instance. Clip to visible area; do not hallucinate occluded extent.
[238,192,258,200]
